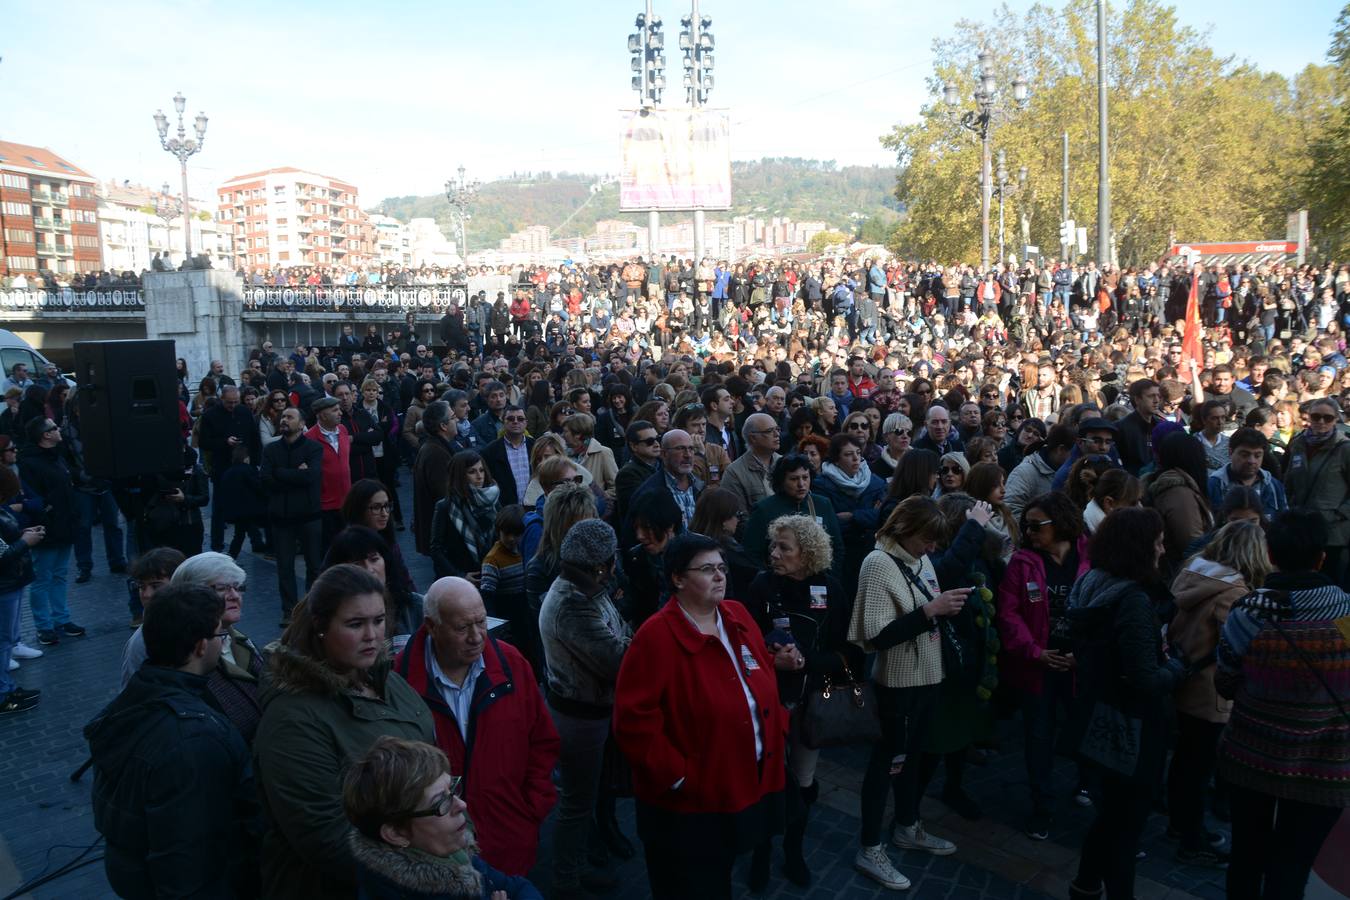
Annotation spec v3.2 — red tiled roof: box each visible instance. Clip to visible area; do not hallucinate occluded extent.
[0,139,95,182]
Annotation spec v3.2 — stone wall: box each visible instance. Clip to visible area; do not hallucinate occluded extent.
[142,269,249,382]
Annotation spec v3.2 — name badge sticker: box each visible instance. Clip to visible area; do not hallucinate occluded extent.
[810,585,828,610]
[740,645,761,672]
[1028,581,1044,603]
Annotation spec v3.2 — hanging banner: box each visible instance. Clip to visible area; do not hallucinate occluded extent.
[619,107,731,211]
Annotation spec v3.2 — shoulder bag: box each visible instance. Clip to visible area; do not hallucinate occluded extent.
[798,653,881,749]
[892,554,972,685]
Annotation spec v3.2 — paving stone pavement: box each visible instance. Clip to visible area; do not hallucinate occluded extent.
[0,481,1233,899]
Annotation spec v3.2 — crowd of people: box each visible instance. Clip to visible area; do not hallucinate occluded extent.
[1,249,1348,900]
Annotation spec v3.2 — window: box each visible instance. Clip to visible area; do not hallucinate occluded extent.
[3,229,33,243]
[69,184,91,198]
[5,256,36,270]
[275,217,287,225]
[23,156,46,168]
[72,209,97,224]
[278,251,289,261]
[276,234,288,244]
[2,202,32,217]
[1,173,28,189]
[77,235,99,248]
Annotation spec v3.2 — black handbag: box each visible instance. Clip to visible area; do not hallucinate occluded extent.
[1077,700,1142,777]
[892,555,971,683]
[798,657,881,749]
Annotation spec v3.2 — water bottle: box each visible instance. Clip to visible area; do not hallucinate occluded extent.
[765,616,795,648]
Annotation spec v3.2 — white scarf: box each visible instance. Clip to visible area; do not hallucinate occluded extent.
[820,461,871,498]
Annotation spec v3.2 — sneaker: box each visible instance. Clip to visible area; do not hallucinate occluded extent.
[1176,846,1230,867]
[892,822,956,856]
[11,642,43,660]
[0,690,39,713]
[854,845,911,891]
[59,622,86,637]
[9,687,39,702]
[1025,810,1052,841]
[6,658,16,672]
[37,630,60,646]
[1074,789,1094,808]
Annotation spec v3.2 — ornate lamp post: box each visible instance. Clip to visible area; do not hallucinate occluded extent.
[992,149,1027,265]
[152,93,207,259]
[444,164,480,263]
[943,48,1029,270]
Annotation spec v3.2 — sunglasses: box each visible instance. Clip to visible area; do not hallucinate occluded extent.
[1309,413,1339,423]
[938,465,964,475]
[889,428,911,437]
[634,436,661,446]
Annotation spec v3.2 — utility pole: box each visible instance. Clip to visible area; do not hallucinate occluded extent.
[1096,0,1111,267]
[683,0,714,266]
[1061,131,1070,261]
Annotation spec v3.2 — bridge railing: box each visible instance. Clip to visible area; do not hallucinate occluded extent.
[241,284,472,312]
[0,288,145,311]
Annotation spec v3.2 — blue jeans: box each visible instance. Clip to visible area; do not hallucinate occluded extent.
[0,587,20,695]
[74,489,126,575]
[28,544,72,632]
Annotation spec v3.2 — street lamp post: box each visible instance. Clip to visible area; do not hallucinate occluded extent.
[153,182,181,265]
[152,93,207,260]
[993,149,1027,265]
[680,1,715,263]
[444,165,480,263]
[944,48,1029,271]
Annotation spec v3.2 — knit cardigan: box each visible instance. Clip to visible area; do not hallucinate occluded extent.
[847,536,944,689]
[1215,576,1350,806]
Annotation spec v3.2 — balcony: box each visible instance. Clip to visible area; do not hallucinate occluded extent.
[35,245,56,257]
[33,191,69,206]
[53,244,73,256]
[33,218,72,232]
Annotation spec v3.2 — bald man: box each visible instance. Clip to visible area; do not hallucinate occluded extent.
[394,577,559,876]
[722,413,782,514]
[626,429,704,538]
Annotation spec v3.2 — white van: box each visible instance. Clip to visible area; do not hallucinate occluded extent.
[0,328,72,386]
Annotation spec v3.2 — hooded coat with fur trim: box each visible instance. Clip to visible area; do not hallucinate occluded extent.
[347,830,542,900]
[1169,557,1246,722]
[253,645,434,900]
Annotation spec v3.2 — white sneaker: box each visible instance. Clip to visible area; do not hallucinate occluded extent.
[893,821,957,856]
[11,643,43,660]
[854,845,911,890]
[6,658,16,672]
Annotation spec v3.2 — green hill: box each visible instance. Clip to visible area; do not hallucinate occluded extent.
[374,158,902,250]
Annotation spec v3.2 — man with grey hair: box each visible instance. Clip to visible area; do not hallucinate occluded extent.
[628,429,704,534]
[394,576,558,877]
[722,413,781,514]
[119,552,267,743]
[763,385,789,432]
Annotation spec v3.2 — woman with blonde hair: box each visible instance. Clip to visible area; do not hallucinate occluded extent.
[848,496,972,890]
[1166,520,1270,866]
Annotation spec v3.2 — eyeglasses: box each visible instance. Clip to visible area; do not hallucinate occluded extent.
[991,420,1008,428]
[633,436,661,447]
[367,503,392,513]
[212,631,232,642]
[846,422,869,431]
[1082,435,1115,446]
[393,777,465,820]
[889,428,911,437]
[1309,412,1339,423]
[938,466,964,476]
[1027,519,1053,530]
[685,563,729,576]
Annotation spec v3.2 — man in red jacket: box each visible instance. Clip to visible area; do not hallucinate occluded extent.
[395,576,559,876]
[305,396,351,545]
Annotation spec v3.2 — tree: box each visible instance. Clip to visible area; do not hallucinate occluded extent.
[808,230,851,252]
[881,0,1318,266]
[1301,4,1350,257]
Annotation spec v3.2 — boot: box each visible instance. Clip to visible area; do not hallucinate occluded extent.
[748,842,771,893]
[596,791,634,860]
[586,816,609,868]
[782,781,818,888]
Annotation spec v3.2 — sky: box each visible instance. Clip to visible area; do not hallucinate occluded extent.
[0,0,1341,206]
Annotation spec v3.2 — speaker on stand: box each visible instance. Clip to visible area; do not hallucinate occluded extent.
[73,340,183,480]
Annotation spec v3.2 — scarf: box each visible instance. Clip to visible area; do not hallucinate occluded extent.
[447,484,500,563]
[1304,427,1335,447]
[819,461,871,498]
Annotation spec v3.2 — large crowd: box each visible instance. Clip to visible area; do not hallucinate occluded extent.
[1,250,1348,900]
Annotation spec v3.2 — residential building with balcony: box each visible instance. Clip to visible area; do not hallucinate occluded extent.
[217,167,375,272]
[0,140,100,277]
[97,180,231,273]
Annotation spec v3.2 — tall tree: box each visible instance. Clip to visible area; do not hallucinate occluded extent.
[1301,4,1350,257]
[881,0,1318,266]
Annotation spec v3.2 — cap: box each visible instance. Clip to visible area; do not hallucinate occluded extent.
[1077,416,1118,436]
[311,396,340,412]
[559,519,618,567]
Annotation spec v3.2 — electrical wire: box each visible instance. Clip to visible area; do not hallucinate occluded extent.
[1,837,104,900]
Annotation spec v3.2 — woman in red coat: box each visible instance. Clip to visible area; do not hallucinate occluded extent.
[614,533,787,900]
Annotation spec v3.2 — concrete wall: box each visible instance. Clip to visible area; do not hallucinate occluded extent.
[143,269,248,383]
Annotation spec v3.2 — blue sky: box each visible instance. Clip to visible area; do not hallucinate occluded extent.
[0,0,1340,204]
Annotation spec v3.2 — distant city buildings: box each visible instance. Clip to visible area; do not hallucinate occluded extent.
[97,181,231,273]
[539,214,831,263]
[0,140,101,277]
[406,218,459,267]
[217,167,375,272]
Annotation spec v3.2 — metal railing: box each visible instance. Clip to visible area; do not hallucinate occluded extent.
[242,283,470,312]
[0,288,146,311]
[32,191,69,206]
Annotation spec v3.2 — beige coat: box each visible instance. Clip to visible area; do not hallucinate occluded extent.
[575,437,618,502]
[1169,557,1245,722]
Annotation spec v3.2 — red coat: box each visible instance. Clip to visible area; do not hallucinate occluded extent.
[395,626,559,876]
[995,537,1092,695]
[614,598,786,814]
[304,423,351,511]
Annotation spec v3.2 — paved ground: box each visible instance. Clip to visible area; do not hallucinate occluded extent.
[0,479,1334,899]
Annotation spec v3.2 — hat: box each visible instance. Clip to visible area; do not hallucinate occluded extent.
[1077,416,1118,436]
[311,396,339,413]
[559,519,617,567]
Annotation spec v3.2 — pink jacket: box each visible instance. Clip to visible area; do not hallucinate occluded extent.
[995,537,1092,695]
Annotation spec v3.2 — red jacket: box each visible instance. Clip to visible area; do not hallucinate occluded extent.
[614,599,786,814]
[395,626,559,876]
[304,423,351,511]
[995,537,1092,695]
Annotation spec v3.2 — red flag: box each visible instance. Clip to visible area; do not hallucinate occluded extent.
[1181,270,1202,369]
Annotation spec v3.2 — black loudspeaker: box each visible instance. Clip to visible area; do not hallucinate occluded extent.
[74,340,182,480]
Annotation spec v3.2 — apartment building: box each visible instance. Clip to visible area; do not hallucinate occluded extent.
[217,167,374,271]
[0,140,101,277]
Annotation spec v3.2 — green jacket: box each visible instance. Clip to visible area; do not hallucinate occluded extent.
[1284,430,1350,547]
[743,491,845,579]
[253,645,435,900]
